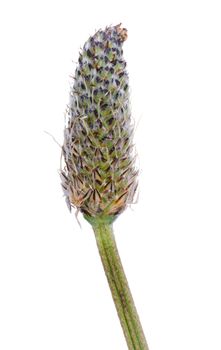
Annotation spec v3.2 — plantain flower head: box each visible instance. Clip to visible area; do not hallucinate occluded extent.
[61,24,138,223]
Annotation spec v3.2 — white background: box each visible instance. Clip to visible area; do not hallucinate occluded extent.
[0,0,221,349]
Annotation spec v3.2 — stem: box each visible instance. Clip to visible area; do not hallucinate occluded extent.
[92,221,149,350]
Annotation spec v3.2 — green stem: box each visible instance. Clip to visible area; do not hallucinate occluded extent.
[92,221,149,350]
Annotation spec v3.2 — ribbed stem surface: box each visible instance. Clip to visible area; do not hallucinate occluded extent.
[92,222,149,350]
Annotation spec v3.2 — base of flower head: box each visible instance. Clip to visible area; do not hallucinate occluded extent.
[83,213,118,227]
